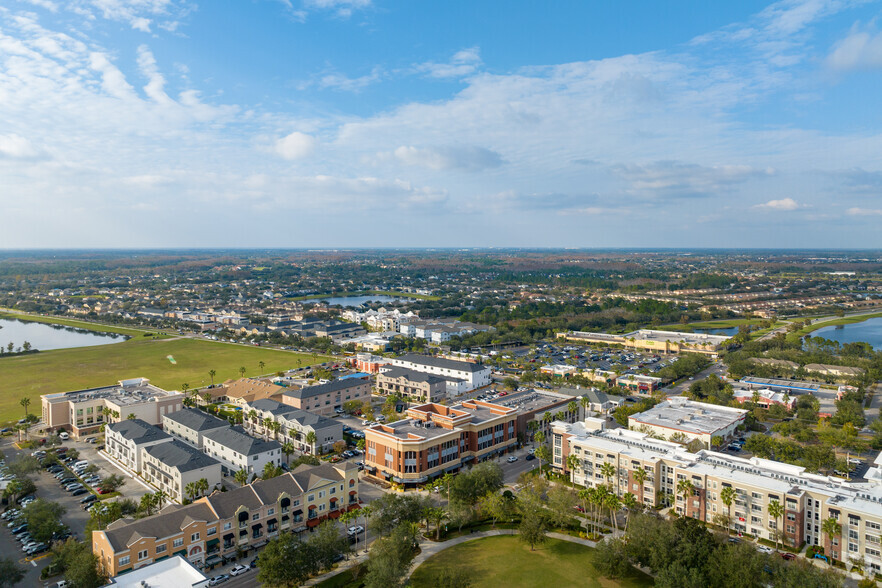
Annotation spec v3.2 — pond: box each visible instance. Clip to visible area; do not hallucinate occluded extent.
[0,318,127,352]
[812,317,882,350]
[317,295,405,307]
[694,327,739,336]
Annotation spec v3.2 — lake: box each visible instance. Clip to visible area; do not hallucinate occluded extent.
[317,295,404,307]
[813,317,882,350]
[0,318,127,352]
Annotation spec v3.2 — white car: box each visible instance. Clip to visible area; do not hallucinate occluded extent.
[757,545,774,554]
[230,565,249,576]
[507,455,518,463]
[347,525,365,536]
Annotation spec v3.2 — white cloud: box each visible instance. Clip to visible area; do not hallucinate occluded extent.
[302,0,371,18]
[23,0,59,11]
[0,134,41,159]
[318,67,383,92]
[753,197,802,210]
[275,132,317,160]
[611,162,771,198]
[136,45,172,104]
[391,145,503,172]
[826,27,882,70]
[415,46,482,79]
[846,207,882,216]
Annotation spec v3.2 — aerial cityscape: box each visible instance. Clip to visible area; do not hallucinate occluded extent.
[2,1,882,588]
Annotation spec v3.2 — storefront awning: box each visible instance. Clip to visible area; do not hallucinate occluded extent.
[292,509,303,516]
[266,518,277,525]
[223,533,234,540]
[392,475,428,484]
[349,490,357,495]
[252,523,263,529]
[252,540,267,549]
[207,538,220,548]
[173,549,187,558]
[205,555,222,566]
[461,455,475,462]
[292,525,307,533]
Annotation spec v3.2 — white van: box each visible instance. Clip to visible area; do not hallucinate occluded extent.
[58,432,70,441]
[72,460,89,470]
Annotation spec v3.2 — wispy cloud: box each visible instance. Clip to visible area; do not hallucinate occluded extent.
[826,24,882,70]
[753,197,802,210]
[415,47,482,79]
[275,132,318,160]
[385,145,504,172]
[846,207,882,215]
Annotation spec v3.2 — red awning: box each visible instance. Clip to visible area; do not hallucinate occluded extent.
[349,490,357,496]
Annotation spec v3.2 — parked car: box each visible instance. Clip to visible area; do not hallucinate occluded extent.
[71,488,88,496]
[525,454,535,461]
[27,543,48,556]
[80,494,98,505]
[230,565,249,576]
[507,455,518,463]
[757,545,774,554]
[780,552,796,560]
[208,575,229,586]
[347,525,364,536]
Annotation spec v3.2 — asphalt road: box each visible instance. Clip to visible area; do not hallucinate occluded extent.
[664,361,727,396]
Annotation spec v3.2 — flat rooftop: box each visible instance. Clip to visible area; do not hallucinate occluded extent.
[739,377,820,393]
[108,555,207,587]
[43,378,178,405]
[368,419,456,441]
[494,390,571,414]
[629,397,747,436]
[624,329,731,346]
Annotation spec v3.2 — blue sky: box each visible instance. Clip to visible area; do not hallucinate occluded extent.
[1,0,882,248]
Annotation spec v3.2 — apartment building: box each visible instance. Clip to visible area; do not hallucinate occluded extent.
[41,378,183,438]
[93,463,359,576]
[162,408,230,449]
[351,353,391,374]
[142,440,223,504]
[246,399,343,454]
[364,400,517,485]
[376,367,448,403]
[388,354,492,394]
[202,426,282,477]
[551,419,882,572]
[281,377,371,416]
[628,397,747,447]
[491,389,581,442]
[105,419,173,473]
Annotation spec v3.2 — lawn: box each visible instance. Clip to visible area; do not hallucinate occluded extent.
[0,330,330,424]
[409,535,653,588]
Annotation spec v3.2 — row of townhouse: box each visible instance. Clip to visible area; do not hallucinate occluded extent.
[281,377,372,416]
[245,398,343,454]
[364,400,517,485]
[388,354,492,394]
[375,366,448,403]
[551,418,882,572]
[93,463,359,576]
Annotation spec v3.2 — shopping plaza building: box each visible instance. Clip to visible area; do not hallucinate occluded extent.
[551,418,882,571]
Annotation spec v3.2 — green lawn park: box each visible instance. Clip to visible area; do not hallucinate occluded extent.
[0,313,330,424]
[408,535,653,588]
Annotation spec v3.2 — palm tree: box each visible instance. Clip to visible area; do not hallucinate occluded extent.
[181,383,190,395]
[201,392,212,405]
[720,486,736,536]
[566,453,580,480]
[185,482,197,502]
[633,468,648,503]
[822,517,842,561]
[567,400,579,418]
[19,397,30,418]
[208,369,216,386]
[153,490,167,510]
[604,491,620,532]
[234,468,250,487]
[621,492,639,531]
[281,441,295,465]
[305,431,317,453]
[599,462,616,490]
[768,500,784,551]
[239,366,246,378]
[197,478,209,497]
[127,413,136,420]
[140,493,155,516]
[246,410,258,431]
[262,418,273,440]
[677,479,695,516]
[580,395,591,415]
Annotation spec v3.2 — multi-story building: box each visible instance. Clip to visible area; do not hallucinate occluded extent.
[105,418,173,473]
[202,426,282,477]
[376,367,448,403]
[491,389,581,442]
[551,419,882,571]
[246,399,343,455]
[615,374,662,394]
[628,397,747,447]
[388,354,491,394]
[93,463,360,576]
[556,329,731,356]
[207,378,286,406]
[162,408,230,449]
[142,440,223,503]
[733,388,797,410]
[105,555,208,587]
[281,377,371,416]
[351,353,391,374]
[364,400,517,485]
[41,378,183,438]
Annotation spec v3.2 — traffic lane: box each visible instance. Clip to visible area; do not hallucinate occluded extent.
[664,361,725,396]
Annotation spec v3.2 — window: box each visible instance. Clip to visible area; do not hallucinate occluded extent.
[173,538,184,548]
[207,527,216,536]
[156,544,167,554]
[308,494,315,502]
[223,522,232,531]
[138,550,148,560]
[119,556,130,566]
[868,521,881,532]
[252,513,259,521]
[191,532,200,542]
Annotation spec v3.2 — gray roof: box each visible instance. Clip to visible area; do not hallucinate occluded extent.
[163,408,230,432]
[250,399,338,431]
[379,366,446,385]
[205,472,306,519]
[144,439,221,473]
[203,426,281,456]
[107,419,171,444]
[397,353,489,373]
[102,502,217,551]
[284,377,367,400]
[249,399,292,416]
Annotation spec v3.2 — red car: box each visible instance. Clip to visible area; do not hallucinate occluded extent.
[97,487,111,494]
[780,552,796,561]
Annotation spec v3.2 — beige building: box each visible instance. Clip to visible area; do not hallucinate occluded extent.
[105,419,173,473]
[41,378,183,438]
[162,408,230,449]
[628,397,747,447]
[552,420,882,571]
[142,440,223,504]
[557,329,730,356]
[376,366,448,403]
[281,377,371,416]
[93,463,359,576]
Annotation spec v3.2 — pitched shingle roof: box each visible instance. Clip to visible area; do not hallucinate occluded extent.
[202,426,281,456]
[107,419,171,444]
[101,502,216,551]
[397,353,489,373]
[283,377,367,400]
[163,408,230,432]
[144,439,221,473]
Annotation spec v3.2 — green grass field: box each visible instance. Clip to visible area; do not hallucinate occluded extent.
[0,314,330,424]
[409,535,653,588]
